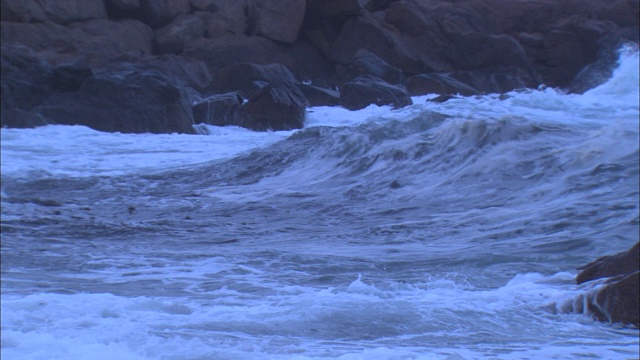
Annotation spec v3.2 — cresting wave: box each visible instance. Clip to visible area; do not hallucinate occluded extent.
[1,47,638,359]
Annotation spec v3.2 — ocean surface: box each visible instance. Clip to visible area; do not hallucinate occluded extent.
[1,46,639,360]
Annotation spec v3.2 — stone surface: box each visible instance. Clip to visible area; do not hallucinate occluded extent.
[154,14,205,54]
[339,75,412,111]
[407,74,479,96]
[247,0,306,43]
[297,83,340,107]
[137,0,191,28]
[1,0,47,22]
[192,91,243,126]
[577,242,639,285]
[36,67,195,134]
[36,0,107,24]
[587,272,639,327]
[1,44,53,114]
[205,2,248,38]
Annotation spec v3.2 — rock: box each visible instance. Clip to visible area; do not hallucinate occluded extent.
[154,14,206,54]
[1,108,48,128]
[447,67,538,94]
[1,44,53,114]
[345,49,404,85]
[247,0,306,43]
[192,91,243,126]
[339,75,412,111]
[571,242,640,327]
[106,0,140,10]
[297,83,340,107]
[206,62,308,131]
[190,0,218,12]
[138,0,191,28]
[577,242,639,284]
[428,94,455,103]
[36,66,195,134]
[1,0,47,22]
[205,1,248,38]
[36,0,107,24]
[1,19,154,68]
[407,73,479,96]
[51,62,93,92]
[587,272,639,327]
[445,33,529,70]
[184,35,290,72]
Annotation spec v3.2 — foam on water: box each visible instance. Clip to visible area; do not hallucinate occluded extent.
[1,47,639,359]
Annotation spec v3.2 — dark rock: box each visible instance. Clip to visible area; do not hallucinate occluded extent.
[407,73,479,96]
[36,66,195,134]
[586,272,639,327]
[1,108,48,128]
[36,0,107,24]
[205,2,248,38]
[247,0,306,43]
[445,33,529,70]
[52,62,93,92]
[153,14,206,54]
[297,83,340,107]
[428,94,455,103]
[1,19,154,68]
[137,0,191,29]
[190,0,218,12]
[106,0,140,11]
[577,242,639,284]
[346,49,404,85]
[1,0,47,22]
[1,44,53,112]
[306,0,364,17]
[205,62,308,131]
[283,41,335,83]
[447,67,538,94]
[183,35,290,72]
[192,91,243,126]
[339,75,412,111]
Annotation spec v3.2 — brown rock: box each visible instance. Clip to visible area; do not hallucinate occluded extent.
[587,272,639,327]
[247,0,306,43]
[577,242,639,284]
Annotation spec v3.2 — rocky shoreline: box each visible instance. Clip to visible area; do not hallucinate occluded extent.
[2,0,639,133]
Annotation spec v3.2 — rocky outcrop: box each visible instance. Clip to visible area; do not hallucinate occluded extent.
[1,0,638,133]
[573,242,640,327]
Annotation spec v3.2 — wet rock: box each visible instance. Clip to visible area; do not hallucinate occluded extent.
[428,94,455,103]
[1,44,53,113]
[339,75,412,111]
[192,91,243,126]
[1,108,47,128]
[574,242,640,327]
[577,242,639,284]
[337,49,404,85]
[297,83,340,107]
[36,66,195,134]
[206,62,308,131]
[248,0,306,43]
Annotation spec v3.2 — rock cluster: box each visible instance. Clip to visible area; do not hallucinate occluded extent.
[2,0,638,133]
[574,242,639,327]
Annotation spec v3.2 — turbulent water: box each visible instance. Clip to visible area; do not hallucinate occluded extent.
[1,47,639,360]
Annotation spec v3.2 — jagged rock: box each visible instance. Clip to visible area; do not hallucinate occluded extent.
[36,66,195,134]
[192,91,243,126]
[339,75,412,111]
[340,49,404,85]
[153,14,205,54]
[247,0,306,43]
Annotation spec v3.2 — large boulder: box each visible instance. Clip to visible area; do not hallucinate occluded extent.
[192,91,243,126]
[137,0,191,29]
[205,1,248,38]
[247,0,306,43]
[339,75,412,111]
[1,44,53,114]
[338,49,404,85]
[35,66,195,134]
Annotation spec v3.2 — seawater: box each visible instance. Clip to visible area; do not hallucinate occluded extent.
[1,47,639,359]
